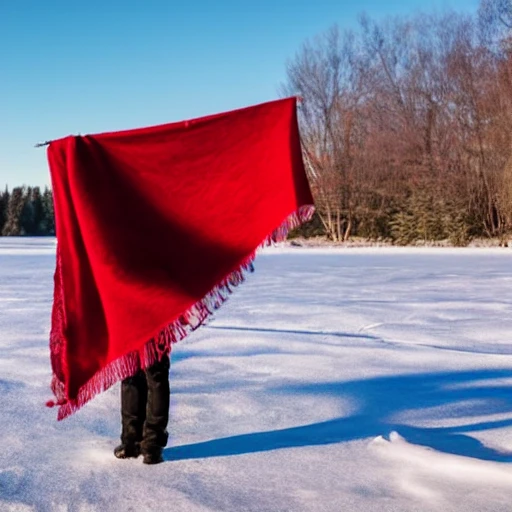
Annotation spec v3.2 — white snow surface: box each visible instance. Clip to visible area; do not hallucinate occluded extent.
[1,238,512,512]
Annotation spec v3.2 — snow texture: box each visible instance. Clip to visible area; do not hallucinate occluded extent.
[1,238,512,511]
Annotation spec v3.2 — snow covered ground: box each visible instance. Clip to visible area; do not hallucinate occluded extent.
[1,238,512,512]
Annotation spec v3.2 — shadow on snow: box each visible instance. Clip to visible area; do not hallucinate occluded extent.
[165,368,512,463]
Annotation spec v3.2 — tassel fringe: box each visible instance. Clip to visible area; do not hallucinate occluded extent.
[48,205,315,419]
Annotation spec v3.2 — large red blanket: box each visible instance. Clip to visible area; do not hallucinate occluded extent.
[46,97,314,419]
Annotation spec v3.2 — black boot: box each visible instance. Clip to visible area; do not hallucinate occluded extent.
[140,355,170,464]
[118,369,148,457]
[142,448,164,465]
[117,355,170,463]
[114,442,141,459]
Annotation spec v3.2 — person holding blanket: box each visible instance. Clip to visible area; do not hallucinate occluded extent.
[114,355,170,464]
[44,97,314,465]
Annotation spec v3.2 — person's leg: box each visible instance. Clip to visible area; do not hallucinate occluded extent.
[141,354,170,464]
[114,369,148,458]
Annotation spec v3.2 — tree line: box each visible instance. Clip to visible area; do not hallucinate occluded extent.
[0,186,55,236]
[3,1,510,245]
[285,0,512,245]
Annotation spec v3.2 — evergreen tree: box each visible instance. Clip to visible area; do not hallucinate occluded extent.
[20,186,35,235]
[2,187,25,236]
[0,186,9,235]
[390,206,418,245]
[41,186,55,235]
[390,190,465,245]
[32,186,45,235]
[443,200,472,247]
[19,186,45,235]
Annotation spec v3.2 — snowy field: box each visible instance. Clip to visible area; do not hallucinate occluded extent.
[2,238,512,512]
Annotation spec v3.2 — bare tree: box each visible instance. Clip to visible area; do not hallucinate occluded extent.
[285,1,512,243]
[283,27,369,241]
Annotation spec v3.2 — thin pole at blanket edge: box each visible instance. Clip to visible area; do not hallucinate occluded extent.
[34,141,53,148]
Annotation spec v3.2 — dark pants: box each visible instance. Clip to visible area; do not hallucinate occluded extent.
[120,355,170,453]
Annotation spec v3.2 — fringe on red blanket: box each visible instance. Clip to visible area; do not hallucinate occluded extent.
[47,205,315,419]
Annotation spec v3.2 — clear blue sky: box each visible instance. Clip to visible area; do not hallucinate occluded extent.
[0,0,480,188]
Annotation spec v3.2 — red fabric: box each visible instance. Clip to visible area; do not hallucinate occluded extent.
[47,97,314,419]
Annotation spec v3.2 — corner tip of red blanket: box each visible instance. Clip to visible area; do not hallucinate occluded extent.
[46,398,68,408]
